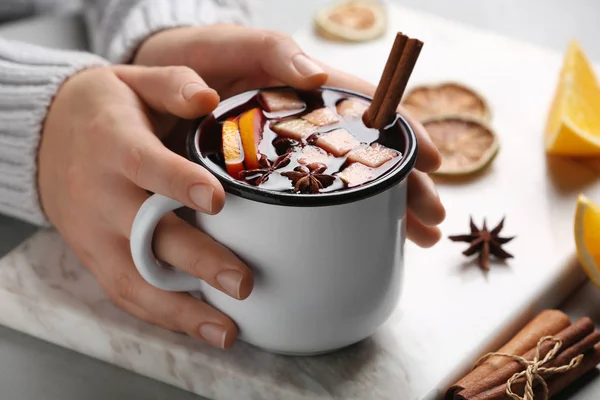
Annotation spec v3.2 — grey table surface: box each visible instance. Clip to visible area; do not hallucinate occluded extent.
[1,1,600,399]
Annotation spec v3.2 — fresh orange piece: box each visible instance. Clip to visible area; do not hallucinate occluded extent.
[221,120,245,178]
[574,194,600,289]
[545,40,600,155]
[239,108,265,170]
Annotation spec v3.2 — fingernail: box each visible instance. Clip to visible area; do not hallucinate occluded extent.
[182,82,207,101]
[198,323,228,348]
[189,184,214,213]
[216,270,243,299]
[292,53,326,79]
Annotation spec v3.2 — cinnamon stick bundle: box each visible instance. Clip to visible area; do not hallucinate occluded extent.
[364,32,423,129]
[469,330,600,400]
[545,343,600,397]
[446,310,571,399]
[456,316,595,399]
[472,344,600,400]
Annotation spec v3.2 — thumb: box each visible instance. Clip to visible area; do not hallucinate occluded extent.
[114,65,220,119]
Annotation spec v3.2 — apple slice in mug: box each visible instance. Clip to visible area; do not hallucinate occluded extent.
[272,119,318,140]
[221,119,245,178]
[239,107,265,170]
[258,89,306,112]
[337,163,375,187]
[347,143,399,168]
[302,107,340,126]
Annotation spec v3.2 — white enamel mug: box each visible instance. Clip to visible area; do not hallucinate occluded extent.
[130,87,418,355]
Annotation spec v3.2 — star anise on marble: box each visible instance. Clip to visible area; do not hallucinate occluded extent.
[448,216,515,270]
[281,162,335,194]
[240,153,291,186]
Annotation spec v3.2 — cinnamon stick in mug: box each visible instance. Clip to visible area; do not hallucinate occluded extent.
[363,32,407,127]
[456,317,594,400]
[446,310,571,399]
[466,330,600,400]
[364,32,423,129]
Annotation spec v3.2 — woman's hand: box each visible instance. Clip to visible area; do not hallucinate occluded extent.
[39,65,253,349]
[135,24,446,247]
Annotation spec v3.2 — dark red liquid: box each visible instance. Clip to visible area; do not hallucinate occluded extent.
[197,87,407,194]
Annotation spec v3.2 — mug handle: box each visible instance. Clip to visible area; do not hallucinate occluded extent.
[130,194,204,292]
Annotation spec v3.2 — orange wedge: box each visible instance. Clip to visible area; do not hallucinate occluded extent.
[545,40,600,155]
[221,120,245,178]
[574,194,600,289]
[239,108,265,170]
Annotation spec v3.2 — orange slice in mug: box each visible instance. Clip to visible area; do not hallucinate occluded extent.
[221,119,245,178]
[239,108,265,170]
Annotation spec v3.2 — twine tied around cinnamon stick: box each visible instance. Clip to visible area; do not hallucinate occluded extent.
[473,336,583,400]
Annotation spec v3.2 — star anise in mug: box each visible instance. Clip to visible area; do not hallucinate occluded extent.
[448,216,515,270]
[282,162,335,194]
[306,133,322,145]
[272,137,300,156]
[240,153,291,186]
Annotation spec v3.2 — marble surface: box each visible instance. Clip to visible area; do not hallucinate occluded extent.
[0,229,416,400]
[1,4,600,399]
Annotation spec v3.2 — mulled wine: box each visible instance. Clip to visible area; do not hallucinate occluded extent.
[197,87,408,194]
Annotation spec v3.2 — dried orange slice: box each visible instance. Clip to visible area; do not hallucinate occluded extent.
[402,82,491,122]
[423,115,499,176]
[574,194,600,289]
[315,0,387,42]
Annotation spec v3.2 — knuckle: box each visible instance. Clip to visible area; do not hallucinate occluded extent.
[164,66,196,81]
[84,105,124,146]
[261,30,292,48]
[85,108,111,136]
[167,174,182,198]
[168,166,194,198]
[122,144,149,185]
[113,272,135,302]
[108,291,129,312]
[168,303,187,327]
[185,253,207,279]
[154,300,190,332]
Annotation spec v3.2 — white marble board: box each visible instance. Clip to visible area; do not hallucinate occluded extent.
[1,4,600,400]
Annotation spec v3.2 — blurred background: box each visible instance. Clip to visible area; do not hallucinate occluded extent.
[253,0,600,60]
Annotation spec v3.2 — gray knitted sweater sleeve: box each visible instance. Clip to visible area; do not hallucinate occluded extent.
[0,0,254,226]
[0,40,108,226]
[83,0,253,63]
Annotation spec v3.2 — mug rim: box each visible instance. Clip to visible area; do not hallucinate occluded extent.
[186,85,418,207]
